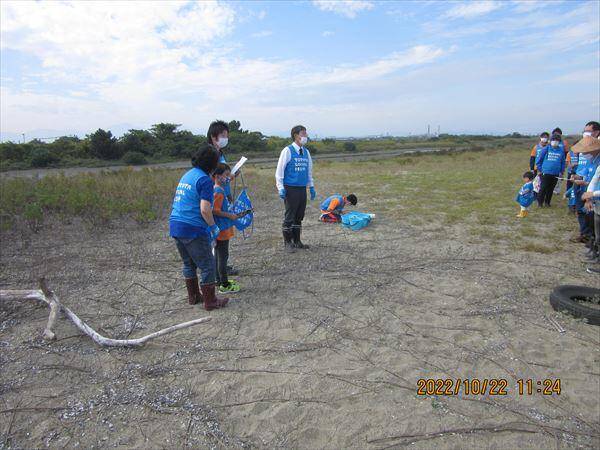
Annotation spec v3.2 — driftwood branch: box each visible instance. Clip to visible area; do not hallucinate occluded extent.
[0,279,211,347]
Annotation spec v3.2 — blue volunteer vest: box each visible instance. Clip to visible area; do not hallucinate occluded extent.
[584,154,600,183]
[515,181,534,208]
[219,153,232,198]
[170,168,211,228]
[283,145,309,187]
[535,143,546,159]
[320,195,344,212]
[575,153,590,176]
[540,146,565,175]
[213,185,234,231]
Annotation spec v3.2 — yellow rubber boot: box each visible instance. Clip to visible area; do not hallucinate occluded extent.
[516,210,524,218]
[522,210,528,218]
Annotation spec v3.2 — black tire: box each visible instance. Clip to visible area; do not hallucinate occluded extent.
[549,285,600,326]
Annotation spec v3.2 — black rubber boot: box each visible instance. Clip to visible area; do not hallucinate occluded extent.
[292,227,309,249]
[283,229,296,253]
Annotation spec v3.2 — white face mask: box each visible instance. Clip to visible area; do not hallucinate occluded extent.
[540,137,548,143]
[583,131,593,137]
[217,137,228,148]
[550,140,559,147]
[299,136,308,146]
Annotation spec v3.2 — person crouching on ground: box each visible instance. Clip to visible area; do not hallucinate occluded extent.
[212,163,242,294]
[515,171,535,218]
[319,194,358,223]
[275,125,316,253]
[535,133,566,207]
[170,145,229,311]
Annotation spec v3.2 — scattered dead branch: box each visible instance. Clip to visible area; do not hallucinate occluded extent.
[0,279,211,347]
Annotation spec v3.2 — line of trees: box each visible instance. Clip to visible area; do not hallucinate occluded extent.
[0,121,278,169]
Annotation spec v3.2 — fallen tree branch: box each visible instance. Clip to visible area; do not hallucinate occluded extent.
[367,421,539,446]
[0,279,211,347]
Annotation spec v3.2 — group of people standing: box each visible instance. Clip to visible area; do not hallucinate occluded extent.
[169,122,327,311]
[519,121,600,274]
[169,121,243,311]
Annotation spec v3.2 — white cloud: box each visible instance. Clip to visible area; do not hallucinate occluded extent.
[304,45,446,84]
[321,30,335,37]
[551,69,599,83]
[511,0,556,13]
[0,1,235,83]
[445,1,501,19]
[251,30,273,38]
[312,0,374,19]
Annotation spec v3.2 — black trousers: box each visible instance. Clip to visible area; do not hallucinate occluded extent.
[538,174,558,206]
[283,185,307,234]
[215,239,229,285]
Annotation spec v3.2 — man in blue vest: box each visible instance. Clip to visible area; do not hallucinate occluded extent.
[275,125,316,252]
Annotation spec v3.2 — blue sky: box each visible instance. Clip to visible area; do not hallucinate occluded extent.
[1,0,598,141]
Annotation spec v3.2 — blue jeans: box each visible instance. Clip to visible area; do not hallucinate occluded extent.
[174,236,216,285]
[575,185,593,237]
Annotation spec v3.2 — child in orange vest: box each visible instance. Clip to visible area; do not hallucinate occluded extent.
[213,163,241,293]
[319,194,358,223]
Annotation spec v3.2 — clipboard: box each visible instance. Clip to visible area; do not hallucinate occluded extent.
[231,156,247,175]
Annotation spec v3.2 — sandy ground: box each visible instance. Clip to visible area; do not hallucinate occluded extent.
[1,196,599,449]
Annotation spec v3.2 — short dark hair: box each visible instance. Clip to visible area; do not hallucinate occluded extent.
[523,171,534,180]
[552,127,562,135]
[191,145,219,173]
[213,162,231,176]
[207,120,229,143]
[291,125,307,141]
[540,132,549,138]
[585,121,600,131]
[346,194,358,205]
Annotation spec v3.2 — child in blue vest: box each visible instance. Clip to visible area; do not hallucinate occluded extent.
[565,186,576,215]
[275,125,316,252]
[212,163,242,294]
[515,171,535,218]
[319,194,358,223]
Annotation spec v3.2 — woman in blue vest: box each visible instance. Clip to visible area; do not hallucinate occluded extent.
[170,145,229,311]
[535,133,566,207]
[275,125,316,253]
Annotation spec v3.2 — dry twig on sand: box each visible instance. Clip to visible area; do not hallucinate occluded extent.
[0,278,211,347]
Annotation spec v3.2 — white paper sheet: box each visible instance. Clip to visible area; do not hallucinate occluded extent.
[231,156,248,175]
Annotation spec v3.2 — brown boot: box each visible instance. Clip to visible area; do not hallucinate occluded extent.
[185,277,203,305]
[200,284,229,311]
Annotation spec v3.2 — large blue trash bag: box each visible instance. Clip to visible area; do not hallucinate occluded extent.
[231,189,254,231]
[341,211,372,231]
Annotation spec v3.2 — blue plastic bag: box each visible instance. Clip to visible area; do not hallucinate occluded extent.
[341,211,372,231]
[231,189,254,231]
